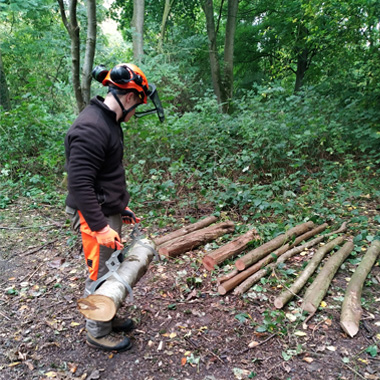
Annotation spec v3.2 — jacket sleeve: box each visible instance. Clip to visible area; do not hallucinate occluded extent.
[66,122,109,232]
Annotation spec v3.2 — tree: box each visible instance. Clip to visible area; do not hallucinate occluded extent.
[202,0,238,112]
[0,50,10,111]
[132,0,145,63]
[57,0,97,112]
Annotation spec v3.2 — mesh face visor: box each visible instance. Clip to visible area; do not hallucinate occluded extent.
[135,84,165,123]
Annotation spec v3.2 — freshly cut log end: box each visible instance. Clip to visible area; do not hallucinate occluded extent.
[77,295,116,322]
[203,256,217,271]
[302,301,317,314]
[340,321,359,338]
[218,284,227,295]
[273,298,284,309]
[235,259,245,271]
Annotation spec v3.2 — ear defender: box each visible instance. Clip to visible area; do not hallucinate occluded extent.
[110,65,132,84]
[92,65,109,83]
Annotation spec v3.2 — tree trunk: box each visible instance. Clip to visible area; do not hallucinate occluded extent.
[77,238,155,321]
[301,241,354,314]
[57,0,96,112]
[154,215,218,247]
[219,223,324,295]
[233,223,347,296]
[294,48,308,93]
[158,0,175,53]
[202,0,223,106]
[273,236,345,309]
[132,0,145,63]
[203,228,259,271]
[0,50,10,111]
[81,0,97,106]
[222,0,238,113]
[158,221,235,258]
[235,221,315,271]
[340,240,380,337]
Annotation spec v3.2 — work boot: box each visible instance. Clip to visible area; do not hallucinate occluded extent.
[112,316,135,333]
[86,331,132,352]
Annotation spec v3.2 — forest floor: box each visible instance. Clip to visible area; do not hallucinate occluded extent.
[0,197,379,380]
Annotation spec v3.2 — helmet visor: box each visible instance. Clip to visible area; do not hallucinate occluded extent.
[134,84,165,122]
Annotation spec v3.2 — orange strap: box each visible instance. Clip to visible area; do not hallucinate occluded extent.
[77,211,100,281]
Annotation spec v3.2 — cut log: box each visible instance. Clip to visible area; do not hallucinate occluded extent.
[340,240,380,337]
[235,221,314,271]
[154,215,219,247]
[273,236,345,308]
[158,221,235,258]
[219,223,325,295]
[232,223,348,296]
[202,228,260,271]
[77,238,156,321]
[301,241,354,314]
[218,269,239,284]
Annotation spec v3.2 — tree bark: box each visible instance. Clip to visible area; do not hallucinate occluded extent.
[340,240,380,337]
[158,0,175,53]
[203,228,260,271]
[235,221,315,271]
[132,0,145,63]
[273,236,345,308]
[77,238,155,321]
[201,0,223,105]
[154,215,218,247]
[232,223,347,295]
[301,241,354,314]
[222,0,238,113]
[219,223,324,295]
[158,221,235,258]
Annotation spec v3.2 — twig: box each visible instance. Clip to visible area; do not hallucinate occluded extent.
[343,364,366,380]
[0,224,59,230]
[21,240,58,256]
[19,262,44,283]
[0,309,10,320]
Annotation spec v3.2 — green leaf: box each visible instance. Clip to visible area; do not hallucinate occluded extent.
[366,345,378,357]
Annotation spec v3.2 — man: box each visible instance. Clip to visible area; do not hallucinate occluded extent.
[65,63,163,352]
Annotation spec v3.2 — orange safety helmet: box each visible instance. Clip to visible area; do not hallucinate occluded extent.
[102,63,149,104]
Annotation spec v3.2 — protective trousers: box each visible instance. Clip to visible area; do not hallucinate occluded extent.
[66,206,122,338]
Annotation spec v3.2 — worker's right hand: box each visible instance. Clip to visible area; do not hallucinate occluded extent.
[92,225,124,249]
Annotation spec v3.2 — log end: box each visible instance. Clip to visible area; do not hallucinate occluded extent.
[301,301,317,314]
[218,285,227,295]
[235,259,246,271]
[202,256,216,271]
[77,295,116,322]
[158,247,170,257]
[273,298,284,309]
[340,321,359,338]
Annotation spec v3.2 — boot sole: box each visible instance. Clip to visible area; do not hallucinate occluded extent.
[86,339,132,352]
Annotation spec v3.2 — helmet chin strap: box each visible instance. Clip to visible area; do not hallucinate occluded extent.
[109,87,140,123]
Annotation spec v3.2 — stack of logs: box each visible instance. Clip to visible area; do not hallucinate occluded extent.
[155,216,380,338]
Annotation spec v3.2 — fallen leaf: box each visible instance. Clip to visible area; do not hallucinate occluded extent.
[286,313,297,322]
[327,346,337,351]
[294,331,307,337]
[181,357,187,366]
[70,322,80,327]
[358,358,369,364]
[157,341,163,351]
[320,301,327,308]
[303,357,314,363]
[324,319,332,326]
[8,362,21,367]
[44,372,57,378]
[248,341,259,348]
[68,362,78,373]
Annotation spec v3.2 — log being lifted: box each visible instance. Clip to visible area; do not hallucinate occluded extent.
[202,228,260,271]
[273,236,345,309]
[233,222,348,296]
[301,241,354,314]
[340,240,380,338]
[154,215,219,247]
[218,223,325,295]
[235,221,315,271]
[77,238,156,322]
[158,221,235,258]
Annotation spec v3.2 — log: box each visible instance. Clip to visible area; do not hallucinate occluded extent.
[273,236,345,308]
[158,221,235,258]
[77,238,156,321]
[340,240,380,337]
[301,241,354,314]
[154,215,219,247]
[235,221,315,270]
[232,223,348,296]
[218,269,239,284]
[202,228,260,271]
[218,223,325,295]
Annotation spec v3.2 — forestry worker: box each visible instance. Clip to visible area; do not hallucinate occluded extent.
[64,63,164,352]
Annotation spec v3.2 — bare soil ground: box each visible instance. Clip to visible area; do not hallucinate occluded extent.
[0,198,379,380]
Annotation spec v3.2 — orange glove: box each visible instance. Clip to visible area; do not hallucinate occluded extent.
[92,225,124,249]
[121,207,141,224]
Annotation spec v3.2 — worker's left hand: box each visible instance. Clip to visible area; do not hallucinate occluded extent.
[121,207,141,224]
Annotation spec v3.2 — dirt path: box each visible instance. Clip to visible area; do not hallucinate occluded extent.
[0,199,379,380]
